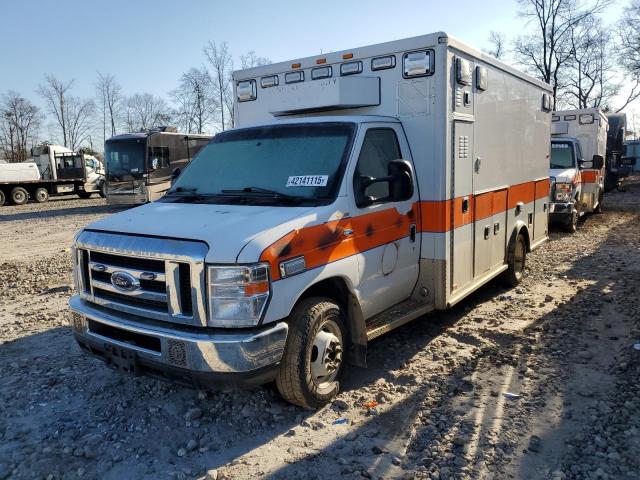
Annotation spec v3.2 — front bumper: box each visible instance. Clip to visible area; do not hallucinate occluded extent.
[548,202,574,225]
[106,192,147,205]
[68,295,288,386]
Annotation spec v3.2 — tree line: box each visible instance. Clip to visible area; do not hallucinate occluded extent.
[486,0,640,112]
[0,41,268,162]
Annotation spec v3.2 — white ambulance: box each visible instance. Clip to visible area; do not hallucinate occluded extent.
[68,32,551,408]
[550,108,607,232]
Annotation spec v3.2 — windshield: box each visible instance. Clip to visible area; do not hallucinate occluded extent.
[166,123,356,205]
[104,140,146,180]
[550,142,575,169]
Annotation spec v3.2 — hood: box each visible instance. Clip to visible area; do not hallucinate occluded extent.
[550,167,577,184]
[85,201,316,263]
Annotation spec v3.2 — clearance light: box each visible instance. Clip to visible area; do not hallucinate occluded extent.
[237,80,257,102]
[311,66,332,80]
[279,256,306,278]
[340,61,362,76]
[342,53,353,59]
[316,58,326,64]
[371,55,396,71]
[292,63,301,69]
[285,71,304,84]
[260,75,279,88]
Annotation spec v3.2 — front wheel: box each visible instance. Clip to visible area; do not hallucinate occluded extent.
[99,182,107,198]
[77,191,93,199]
[503,233,527,287]
[10,187,28,205]
[276,297,347,409]
[563,211,578,233]
[34,187,49,203]
[0,190,5,207]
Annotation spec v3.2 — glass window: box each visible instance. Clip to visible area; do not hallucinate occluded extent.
[104,140,146,180]
[550,142,575,169]
[168,123,356,204]
[149,146,170,169]
[354,129,402,204]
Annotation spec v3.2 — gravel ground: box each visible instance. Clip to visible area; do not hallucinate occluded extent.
[0,184,639,480]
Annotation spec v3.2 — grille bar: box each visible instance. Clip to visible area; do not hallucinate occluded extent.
[91,279,168,302]
[89,261,166,282]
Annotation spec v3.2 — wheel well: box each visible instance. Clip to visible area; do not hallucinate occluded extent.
[518,225,531,252]
[298,277,350,309]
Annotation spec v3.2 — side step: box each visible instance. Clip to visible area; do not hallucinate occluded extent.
[365,298,433,341]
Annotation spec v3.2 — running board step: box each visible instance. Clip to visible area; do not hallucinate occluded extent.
[365,298,433,341]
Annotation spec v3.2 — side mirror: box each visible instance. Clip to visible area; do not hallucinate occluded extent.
[171,167,181,183]
[387,159,414,201]
[151,158,159,170]
[591,154,604,170]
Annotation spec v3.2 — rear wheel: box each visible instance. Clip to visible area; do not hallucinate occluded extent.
[563,211,578,233]
[504,233,527,287]
[0,190,5,207]
[594,193,603,214]
[34,187,49,203]
[10,187,28,205]
[276,297,347,409]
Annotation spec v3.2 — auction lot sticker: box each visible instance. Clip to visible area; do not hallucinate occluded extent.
[286,175,328,187]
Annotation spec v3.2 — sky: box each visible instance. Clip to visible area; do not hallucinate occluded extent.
[0,0,635,127]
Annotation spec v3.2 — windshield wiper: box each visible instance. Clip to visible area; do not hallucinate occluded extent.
[221,186,308,203]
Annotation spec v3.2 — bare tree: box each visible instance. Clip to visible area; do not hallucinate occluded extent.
[125,93,172,132]
[616,0,640,112]
[513,0,609,103]
[0,92,42,162]
[486,31,507,59]
[563,18,618,109]
[37,75,74,147]
[240,51,271,69]
[170,67,217,134]
[66,96,96,151]
[204,41,233,131]
[95,72,123,142]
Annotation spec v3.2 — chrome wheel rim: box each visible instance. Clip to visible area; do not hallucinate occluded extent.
[310,318,343,388]
[36,190,47,201]
[514,239,525,280]
[14,191,25,203]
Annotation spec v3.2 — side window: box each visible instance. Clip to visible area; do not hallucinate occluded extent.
[149,147,170,169]
[353,128,402,206]
[575,142,583,162]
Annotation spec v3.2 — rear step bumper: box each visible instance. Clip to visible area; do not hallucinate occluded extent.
[68,295,288,385]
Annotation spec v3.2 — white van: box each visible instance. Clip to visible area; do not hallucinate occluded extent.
[68,32,551,408]
[550,108,607,232]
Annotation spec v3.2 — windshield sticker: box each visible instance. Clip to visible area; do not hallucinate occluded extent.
[286,175,328,187]
[552,144,569,149]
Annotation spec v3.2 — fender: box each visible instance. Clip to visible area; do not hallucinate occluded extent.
[507,220,530,255]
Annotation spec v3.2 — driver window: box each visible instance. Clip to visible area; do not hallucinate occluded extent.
[354,129,401,203]
[575,143,583,163]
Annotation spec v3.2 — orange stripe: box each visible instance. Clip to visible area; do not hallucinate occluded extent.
[261,179,550,279]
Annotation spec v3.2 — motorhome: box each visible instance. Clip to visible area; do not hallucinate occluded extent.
[68,32,551,408]
[550,108,607,232]
[0,144,105,206]
[104,127,212,205]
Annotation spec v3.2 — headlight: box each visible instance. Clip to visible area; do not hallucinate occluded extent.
[207,264,270,327]
[554,183,573,202]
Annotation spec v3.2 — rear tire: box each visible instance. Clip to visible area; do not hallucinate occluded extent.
[276,297,348,409]
[563,211,578,233]
[504,233,527,287]
[0,190,5,207]
[77,191,93,199]
[34,187,49,203]
[99,182,107,198]
[10,187,28,205]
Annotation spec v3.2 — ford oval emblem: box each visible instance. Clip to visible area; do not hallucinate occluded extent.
[110,271,140,292]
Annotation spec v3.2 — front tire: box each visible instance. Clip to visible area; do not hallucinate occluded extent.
[504,233,527,287]
[563,211,578,233]
[276,297,347,409]
[10,187,28,205]
[77,191,93,199]
[0,190,5,207]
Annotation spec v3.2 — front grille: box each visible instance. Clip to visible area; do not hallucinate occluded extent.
[90,251,164,272]
[179,264,193,316]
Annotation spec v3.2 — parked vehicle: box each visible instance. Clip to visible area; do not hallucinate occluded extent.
[605,113,633,191]
[104,126,212,205]
[549,108,607,232]
[0,144,105,206]
[68,32,551,407]
[624,139,640,172]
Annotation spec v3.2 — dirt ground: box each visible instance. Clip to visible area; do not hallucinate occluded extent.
[0,184,639,480]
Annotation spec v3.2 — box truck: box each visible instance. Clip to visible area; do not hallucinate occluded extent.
[68,32,551,407]
[550,108,607,232]
[0,144,105,206]
[104,127,212,205]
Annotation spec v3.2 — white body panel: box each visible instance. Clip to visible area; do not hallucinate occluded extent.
[0,162,41,182]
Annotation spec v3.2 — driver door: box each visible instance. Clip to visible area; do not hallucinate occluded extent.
[348,124,421,320]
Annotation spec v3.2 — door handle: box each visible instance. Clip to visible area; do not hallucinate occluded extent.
[409,224,416,242]
[462,197,469,213]
[484,225,491,239]
[474,157,482,173]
